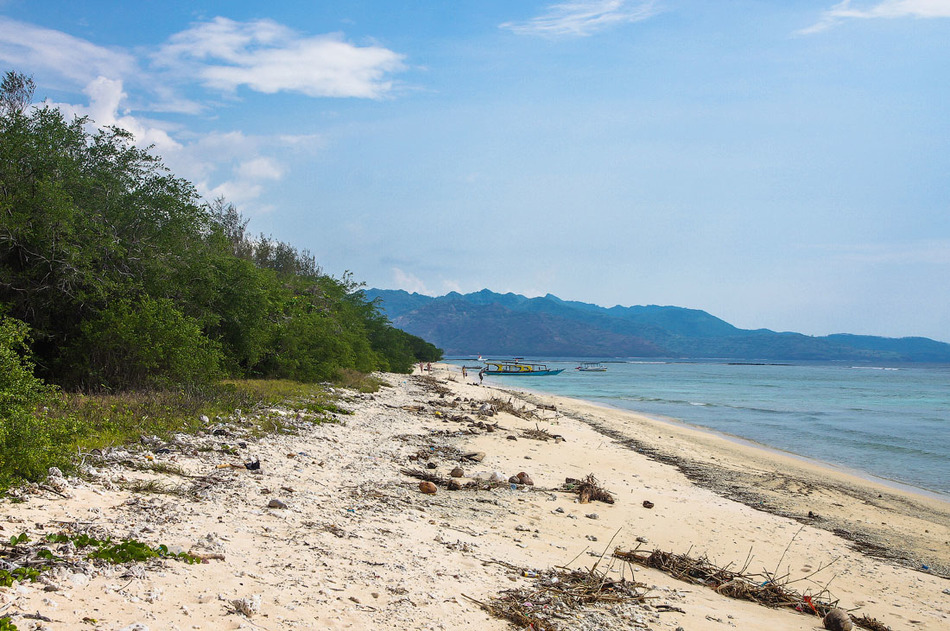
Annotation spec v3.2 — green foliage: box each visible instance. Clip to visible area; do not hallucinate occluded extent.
[0,566,40,587]
[0,616,17,630]
[0,317,72,485]
[45,533,200,564]
[75,296,223,391]
[0,69,440,394]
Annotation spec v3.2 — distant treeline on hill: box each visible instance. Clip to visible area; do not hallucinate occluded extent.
[365,289,950,363]
[0,71,441,393]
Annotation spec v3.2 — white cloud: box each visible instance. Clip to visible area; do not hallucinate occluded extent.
[48,79,318,215]
[0,16,137,85]
[155,17,406,98]
[237,157,283,180]
[800,0,950,34]
[500,0,659,37]
[47,77,182,155]
[392,268,431,295]
[0,15,400,217]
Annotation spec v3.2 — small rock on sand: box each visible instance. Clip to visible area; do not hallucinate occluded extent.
[419,481,438,494]
[450,466,464,477]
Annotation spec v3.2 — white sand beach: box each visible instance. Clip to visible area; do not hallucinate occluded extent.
[1,365,947,630]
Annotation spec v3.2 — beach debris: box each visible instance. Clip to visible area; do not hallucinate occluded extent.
[465,560,648,631]
[412,374,452,396]
[489,471,506,483]
[229,594,262,617]
[516,471,534,486]
[426,461,438,469]
[642,500,655,509]
[244,458,260,470]
[520,424,565,442]
[401,468,448,487]
[267,498,287,509]
[585,513,599,520]
[563,474,615,504]
[613,547,892,631]
[450,466,465,477]
[824,608,854,631]
[419,481,438,494]
[506,435,518,441]
[462,451,486,462]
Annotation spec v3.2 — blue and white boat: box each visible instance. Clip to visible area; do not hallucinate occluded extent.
[482,360,564,376]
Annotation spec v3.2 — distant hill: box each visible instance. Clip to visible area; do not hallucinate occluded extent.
[363,289,950,362]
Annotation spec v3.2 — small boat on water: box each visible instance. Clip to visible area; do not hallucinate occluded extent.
[576,362,607,372]
[481,360,564,376]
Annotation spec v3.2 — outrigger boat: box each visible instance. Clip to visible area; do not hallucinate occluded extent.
[576,361,607,372]
[481,360,564,376]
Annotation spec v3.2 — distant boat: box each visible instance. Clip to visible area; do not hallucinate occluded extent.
[576,362,607,372]
[482,360,564,376]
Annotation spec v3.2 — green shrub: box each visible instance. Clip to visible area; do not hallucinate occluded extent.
[76,296,223,391]
[0,317,67,486]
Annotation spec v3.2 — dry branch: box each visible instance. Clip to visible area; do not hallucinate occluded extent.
[563,474,615,504]
[469,562,648,631]
[613,547,891,631]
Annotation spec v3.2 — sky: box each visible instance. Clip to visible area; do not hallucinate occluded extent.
[1,1,948,341]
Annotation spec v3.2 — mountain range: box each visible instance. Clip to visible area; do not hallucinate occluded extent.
[363,289,950,362]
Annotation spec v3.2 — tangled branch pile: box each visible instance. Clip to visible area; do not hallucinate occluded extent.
[564,474,615,504]
[411,375,452,396]
[521,424,564,442]
[613,547,892,631]
[470,564,648,631]
[487,397,542,420]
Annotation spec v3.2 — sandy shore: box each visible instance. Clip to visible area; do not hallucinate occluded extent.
[1,366,948,630]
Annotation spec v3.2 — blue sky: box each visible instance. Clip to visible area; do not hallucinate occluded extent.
[2,1,948,341]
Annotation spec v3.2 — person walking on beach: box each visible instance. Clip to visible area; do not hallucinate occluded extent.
[478,368,484,384]
[462,366,467,379]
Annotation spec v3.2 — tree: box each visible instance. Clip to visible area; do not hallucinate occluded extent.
[76,297,223,391]
[0,71,34,117]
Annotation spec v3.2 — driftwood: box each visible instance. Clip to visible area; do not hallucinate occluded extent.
[465,562,647,631]
[400,468,505,491]
[613,547,891,631]
[563,474,614,504]
[520,424,558,441]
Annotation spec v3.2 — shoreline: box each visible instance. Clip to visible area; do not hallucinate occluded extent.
[1,368,947,630]
[476,373,950,578]
[503,379,950,503]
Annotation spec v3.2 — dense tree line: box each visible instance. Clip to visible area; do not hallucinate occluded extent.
[0,71,440,393]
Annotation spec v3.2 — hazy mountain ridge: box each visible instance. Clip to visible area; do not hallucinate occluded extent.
[364,289,950,362]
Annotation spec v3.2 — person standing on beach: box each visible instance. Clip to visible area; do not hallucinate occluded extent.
[478,368,484,384]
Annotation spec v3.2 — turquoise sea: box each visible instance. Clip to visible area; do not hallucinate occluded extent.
[447,358,950,498]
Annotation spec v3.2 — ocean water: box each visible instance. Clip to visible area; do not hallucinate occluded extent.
[450,359,950,497]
